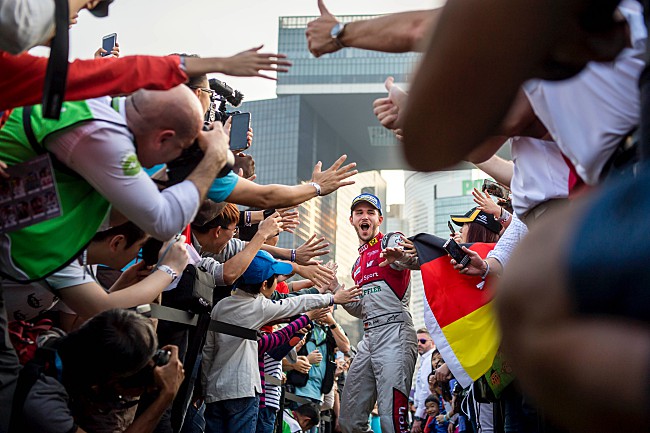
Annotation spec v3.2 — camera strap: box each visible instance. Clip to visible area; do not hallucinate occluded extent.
[42,0,70,120]
[142,304,198,327]
[208,320,258,341]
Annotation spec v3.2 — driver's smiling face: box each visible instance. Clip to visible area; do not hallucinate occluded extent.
[350,202,383,244]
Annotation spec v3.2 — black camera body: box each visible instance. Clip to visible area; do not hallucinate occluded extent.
[118,349,172,390]
[165,79,244,186]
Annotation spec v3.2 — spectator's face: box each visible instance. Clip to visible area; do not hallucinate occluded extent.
[459,223,469,243]
[350,203,383,243]
[106,234,151,269]
[208,223,238,253]
[417,333,434,355]
[425,401,439,417]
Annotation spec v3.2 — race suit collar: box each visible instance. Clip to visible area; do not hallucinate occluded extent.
[358,232,383,254]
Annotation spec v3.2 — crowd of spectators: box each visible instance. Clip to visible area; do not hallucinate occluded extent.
[0,1,649,433]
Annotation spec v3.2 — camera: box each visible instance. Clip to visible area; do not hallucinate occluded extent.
[165,78,245,186]
[118,349,172,390]
[140,238,164,266]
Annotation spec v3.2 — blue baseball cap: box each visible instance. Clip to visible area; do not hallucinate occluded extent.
[236,251,294,286]
[350,193,382,215]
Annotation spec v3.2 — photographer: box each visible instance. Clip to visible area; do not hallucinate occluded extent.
[11,308,184,433]
[0,85,229,282]
[173,70,357,211]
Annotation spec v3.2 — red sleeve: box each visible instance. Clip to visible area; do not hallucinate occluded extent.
[0,52,188,111]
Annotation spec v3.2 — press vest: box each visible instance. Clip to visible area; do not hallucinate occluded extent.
[0,98,125,281]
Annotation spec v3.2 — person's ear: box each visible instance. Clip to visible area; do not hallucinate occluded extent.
[156,130,176,149]
[109,234,126,252]
[349,215,353,225]
[378,215,384,224]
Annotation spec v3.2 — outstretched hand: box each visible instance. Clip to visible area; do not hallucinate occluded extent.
[311,155,358,196]
[472,188,501,219]
[221,45,292,80]
[296,234,330,265]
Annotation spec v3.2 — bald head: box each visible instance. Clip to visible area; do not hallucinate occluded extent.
[130,85,203,138]
[127,85,204,167]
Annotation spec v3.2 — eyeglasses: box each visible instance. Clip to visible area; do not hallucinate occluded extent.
[221,225,239,236]
[191,87,216,97]
[418,338,430,344]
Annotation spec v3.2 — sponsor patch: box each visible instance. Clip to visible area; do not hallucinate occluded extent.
[361,286,381,297]
[121,153,141,176]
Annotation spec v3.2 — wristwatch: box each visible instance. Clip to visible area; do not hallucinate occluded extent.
[330,22,347,48]
[157,264,178,282]
[329,323,338,330]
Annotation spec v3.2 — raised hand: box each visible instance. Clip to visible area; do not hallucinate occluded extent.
[305,0,342,57]
[311,155,357,195]
[220,45,292,80]
[296,234,330,265]
[472,188,501,218]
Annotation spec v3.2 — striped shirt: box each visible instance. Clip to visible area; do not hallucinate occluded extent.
[258,315,310,408]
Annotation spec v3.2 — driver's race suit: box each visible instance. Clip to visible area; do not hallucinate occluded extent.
[339,232,417,433]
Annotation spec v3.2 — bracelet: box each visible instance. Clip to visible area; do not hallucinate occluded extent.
[329,294,335,306]
[290,249,297,262]
[309,182,322,196]
[480,260,490,280]
[498,209,511,224]
[244,211,252,226]
[156,264,178,282]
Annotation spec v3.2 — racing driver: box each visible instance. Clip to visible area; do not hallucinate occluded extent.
[338,193,418,433]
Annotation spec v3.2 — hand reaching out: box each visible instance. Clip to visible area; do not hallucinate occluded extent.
[310,155,358,196]
[278,208,299,233]
[296,234,330,265]
[221,45,292,80]
[472,188,501,219]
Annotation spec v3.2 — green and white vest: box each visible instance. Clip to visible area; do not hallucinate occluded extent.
[0,97,126,281]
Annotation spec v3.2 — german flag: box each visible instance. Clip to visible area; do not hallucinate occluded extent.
[412,233,499,388]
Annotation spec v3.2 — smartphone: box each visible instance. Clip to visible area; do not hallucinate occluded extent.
[482,179,509,199]
[443,238,470,268]
[447,221,456,236]
[101,33,117,57]
[229,112,251,152]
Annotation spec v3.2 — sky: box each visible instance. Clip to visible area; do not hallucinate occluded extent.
[55,0,445,101]
[33,0,447,204]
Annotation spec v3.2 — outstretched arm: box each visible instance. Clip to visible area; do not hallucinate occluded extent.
[306,0,440,57]
[226,155,357,208]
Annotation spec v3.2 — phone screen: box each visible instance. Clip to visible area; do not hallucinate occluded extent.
[101,33,117,57]
[443,238,468,265]
[229,112,251,152]
[102,33,117,57]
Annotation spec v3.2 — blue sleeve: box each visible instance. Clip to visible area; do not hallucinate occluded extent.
[207,171,239,203]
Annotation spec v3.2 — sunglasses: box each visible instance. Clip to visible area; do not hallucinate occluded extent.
[418,338,430,344]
